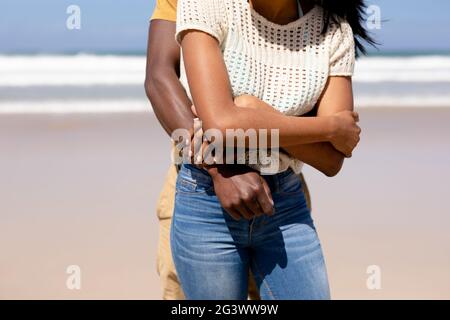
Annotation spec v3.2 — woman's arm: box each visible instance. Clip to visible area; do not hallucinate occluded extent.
[233,93,347,177]
[180,30,360,156]
[281,77,358,176]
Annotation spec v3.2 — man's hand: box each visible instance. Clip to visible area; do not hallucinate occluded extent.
[188,117,210,165]
[189,103,274,220]
[206,165,274,221]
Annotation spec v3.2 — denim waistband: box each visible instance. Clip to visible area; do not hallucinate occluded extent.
[180,164,298,193]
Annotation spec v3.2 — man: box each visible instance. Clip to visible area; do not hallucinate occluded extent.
[145,0,312,300]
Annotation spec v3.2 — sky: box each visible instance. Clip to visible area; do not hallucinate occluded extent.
[1,0,450,54]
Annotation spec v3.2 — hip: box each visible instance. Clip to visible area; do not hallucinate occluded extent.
[174,164,311,223]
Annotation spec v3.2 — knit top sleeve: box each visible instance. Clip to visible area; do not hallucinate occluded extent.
[329,21,356,76]
[175,0,228,45]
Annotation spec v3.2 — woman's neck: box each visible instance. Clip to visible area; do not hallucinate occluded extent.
[250,0,312,25]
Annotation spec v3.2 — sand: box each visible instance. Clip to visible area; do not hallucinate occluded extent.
[0,108,449,299]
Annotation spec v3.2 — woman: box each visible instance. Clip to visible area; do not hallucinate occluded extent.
[171,0,374,299]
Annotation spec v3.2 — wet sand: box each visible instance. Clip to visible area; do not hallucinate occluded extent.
[1,108,449,299]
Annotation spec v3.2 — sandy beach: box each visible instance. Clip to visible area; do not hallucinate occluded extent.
[1,108,449,299]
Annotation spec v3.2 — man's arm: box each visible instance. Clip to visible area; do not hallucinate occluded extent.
[145,20,194,134]
[144,19,273,219]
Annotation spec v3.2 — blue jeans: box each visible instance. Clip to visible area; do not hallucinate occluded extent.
[171,164,330,300]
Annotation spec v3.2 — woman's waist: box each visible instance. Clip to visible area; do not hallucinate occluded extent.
[178,163,303,194]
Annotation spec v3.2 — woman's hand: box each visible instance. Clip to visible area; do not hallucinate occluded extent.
[234,95,361,158]
[329,110,361,157]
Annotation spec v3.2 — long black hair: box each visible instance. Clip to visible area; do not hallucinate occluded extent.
[313,0,377,56]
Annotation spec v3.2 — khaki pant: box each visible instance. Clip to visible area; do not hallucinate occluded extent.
[156,165,311,300]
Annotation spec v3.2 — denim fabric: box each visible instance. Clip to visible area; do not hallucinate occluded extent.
[171,164,330,300]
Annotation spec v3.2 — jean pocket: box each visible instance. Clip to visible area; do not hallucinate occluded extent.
[176,175,214,194]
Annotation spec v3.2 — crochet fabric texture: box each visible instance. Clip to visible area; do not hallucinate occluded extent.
[176,0,355,173]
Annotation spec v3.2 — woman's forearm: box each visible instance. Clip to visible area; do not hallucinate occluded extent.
[181,31,358,156]
[216,108,345,176]
[210,107,336,147]
[233,95,345,176]
[181,31,336,148]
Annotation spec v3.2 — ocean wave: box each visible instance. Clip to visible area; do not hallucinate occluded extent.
[1,54,450,111]
[354,56,450,83]
[0,100,150,114]
[355,95,450,108]
[1,96,449,114]
[0,54,146,86]
[1,54,450,86]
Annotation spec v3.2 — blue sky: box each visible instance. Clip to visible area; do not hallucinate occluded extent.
[1,0,449,53]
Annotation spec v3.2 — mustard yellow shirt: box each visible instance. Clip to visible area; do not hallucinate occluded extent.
[151,0,178,22]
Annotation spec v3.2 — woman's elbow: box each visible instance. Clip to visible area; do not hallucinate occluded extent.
[202,117,232,135]
[201,110,238,134]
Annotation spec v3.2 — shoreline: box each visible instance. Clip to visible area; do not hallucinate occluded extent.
[1,104,450,115]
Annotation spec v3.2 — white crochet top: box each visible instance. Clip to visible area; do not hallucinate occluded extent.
[176,0,355,174]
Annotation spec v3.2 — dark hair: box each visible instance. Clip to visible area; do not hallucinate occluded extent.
[313,0,377,56]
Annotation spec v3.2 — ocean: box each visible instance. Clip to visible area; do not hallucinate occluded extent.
[1,53,449,113]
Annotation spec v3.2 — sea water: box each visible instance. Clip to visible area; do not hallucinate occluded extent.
[1,52,449,113]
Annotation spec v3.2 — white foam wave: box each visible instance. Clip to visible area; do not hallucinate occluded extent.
[355,95,450,108]
[1,54,450,112]
[354,56,450,83]
[1,54,450,86]
[0,100,151,114]
[0,55,146,86]
[1,96,448,115]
